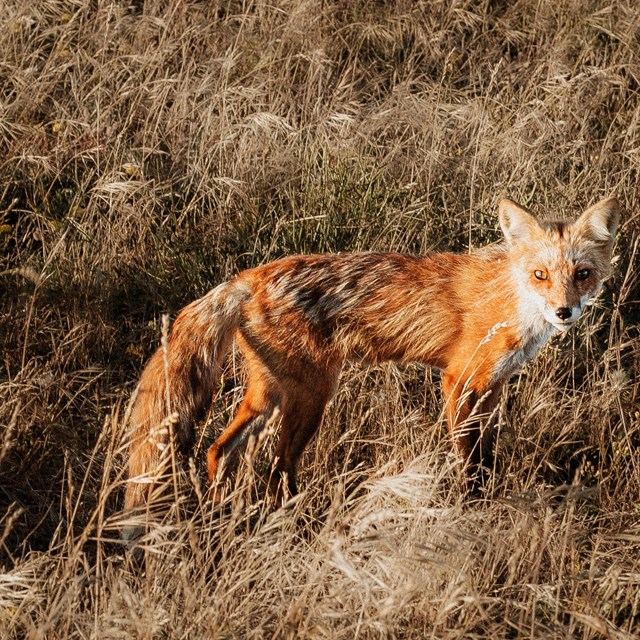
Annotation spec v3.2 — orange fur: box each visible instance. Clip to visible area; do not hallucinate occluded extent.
[123,197,620,534]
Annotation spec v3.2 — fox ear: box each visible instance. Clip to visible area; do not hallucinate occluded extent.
[498,199,541,245]
[573,196,621,246]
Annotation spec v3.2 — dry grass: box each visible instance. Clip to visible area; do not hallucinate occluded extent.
[1,0,640,637]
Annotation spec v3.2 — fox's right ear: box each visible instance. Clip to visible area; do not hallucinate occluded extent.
[498,199,542,246]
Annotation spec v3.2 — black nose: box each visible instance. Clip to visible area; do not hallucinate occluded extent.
[555,307,572,320]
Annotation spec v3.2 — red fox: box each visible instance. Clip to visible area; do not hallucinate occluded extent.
[124,197,620,527]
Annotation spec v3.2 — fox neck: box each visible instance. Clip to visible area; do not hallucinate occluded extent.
[513,280,558,353]
[517,302,557,360]
[486,270,557,384]
[486,292,556,386]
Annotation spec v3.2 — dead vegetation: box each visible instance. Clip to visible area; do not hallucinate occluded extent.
[1,0,639,637]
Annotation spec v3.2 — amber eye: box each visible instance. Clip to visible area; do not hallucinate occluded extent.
[576,268,590,281]
[534,270,548,281]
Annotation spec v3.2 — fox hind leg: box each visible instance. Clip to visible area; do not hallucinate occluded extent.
[270,366,340,503]
[207,359,280,498]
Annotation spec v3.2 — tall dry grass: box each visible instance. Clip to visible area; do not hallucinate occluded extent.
[1,0,639,637]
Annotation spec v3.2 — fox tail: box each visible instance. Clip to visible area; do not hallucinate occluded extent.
[123,278,249,529]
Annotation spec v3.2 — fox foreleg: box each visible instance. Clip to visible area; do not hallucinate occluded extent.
[442,372,504,494]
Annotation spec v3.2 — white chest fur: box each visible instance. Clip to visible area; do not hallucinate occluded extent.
[491,307,557,383]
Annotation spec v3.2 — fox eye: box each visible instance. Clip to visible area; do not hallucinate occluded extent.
[576,268,590,281]
[534,270,548,281]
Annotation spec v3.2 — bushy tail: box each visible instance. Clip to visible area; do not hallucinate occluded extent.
[123,279,249,519]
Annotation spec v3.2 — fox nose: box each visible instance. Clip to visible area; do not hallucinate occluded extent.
[555,307,573,321]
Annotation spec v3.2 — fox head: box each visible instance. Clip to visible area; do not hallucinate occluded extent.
[499,197,621,332]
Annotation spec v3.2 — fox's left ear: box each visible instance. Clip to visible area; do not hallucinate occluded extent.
[573,196,621,247]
